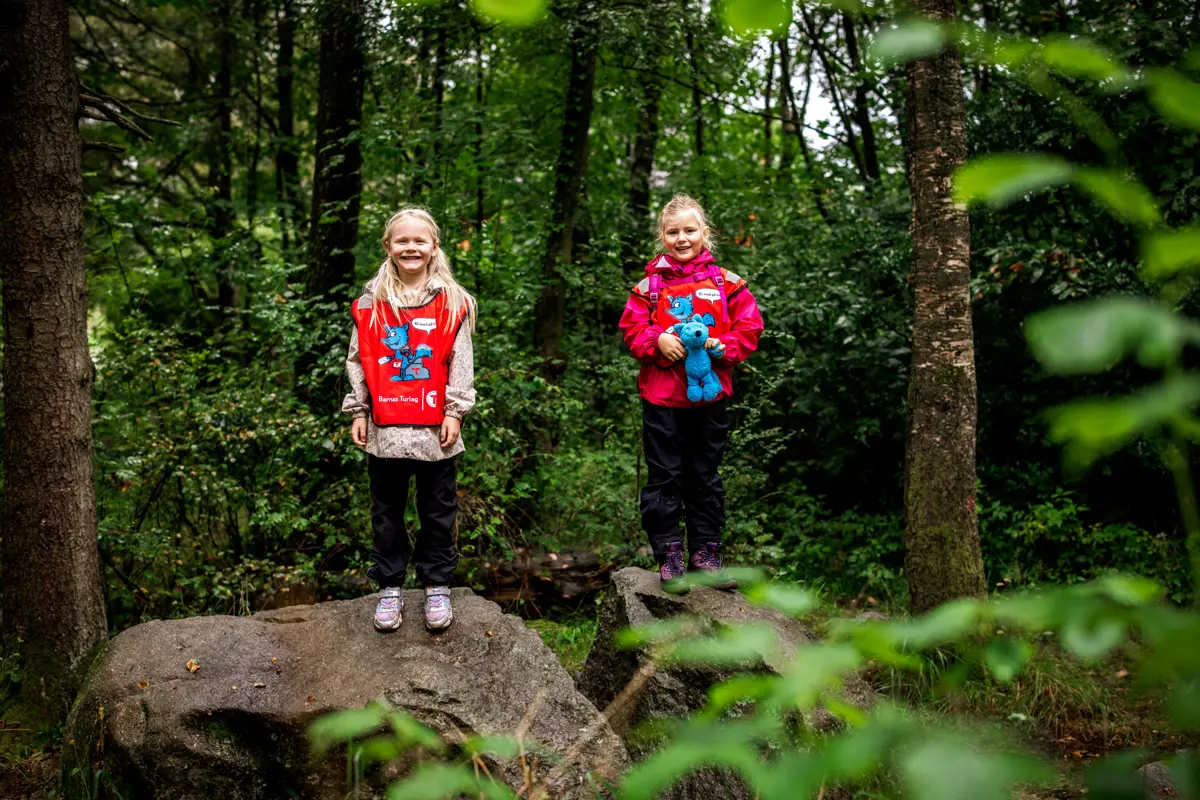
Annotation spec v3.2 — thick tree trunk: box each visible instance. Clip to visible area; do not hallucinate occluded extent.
[275,0,300,251]
[306,0,365,298]
[0,0,107,716]
[902,0,986,613]
[533,4,598,379]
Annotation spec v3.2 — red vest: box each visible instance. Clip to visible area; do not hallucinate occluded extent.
[352,293,465,427]
[646,257,731,336]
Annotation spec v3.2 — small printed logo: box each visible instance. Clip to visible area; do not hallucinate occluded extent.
[410,317,437,332]
[425,390,438,407]
[695,288,721,301]
[377,356,391,365]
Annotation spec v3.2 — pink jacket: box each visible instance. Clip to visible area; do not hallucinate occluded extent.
[618,251,764,408]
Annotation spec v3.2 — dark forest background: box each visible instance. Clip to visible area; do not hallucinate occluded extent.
[16,0,1200,634]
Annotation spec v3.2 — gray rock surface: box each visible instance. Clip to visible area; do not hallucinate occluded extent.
[62,590,626,799]
[577,567,874,800]
[1141,761,1184,798]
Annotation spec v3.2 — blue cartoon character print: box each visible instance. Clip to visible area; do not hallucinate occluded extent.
[378,323,433,381]
[665,293,714,327]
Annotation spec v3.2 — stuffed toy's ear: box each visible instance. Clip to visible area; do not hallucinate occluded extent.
[690,314,703,323]
[671,322,684,335]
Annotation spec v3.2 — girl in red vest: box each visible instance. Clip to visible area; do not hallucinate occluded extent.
[343,207,477,631]
[618,194,763,593]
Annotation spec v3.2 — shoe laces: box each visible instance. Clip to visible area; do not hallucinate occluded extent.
[694,543,723,570]
[426,591,450,612]
[665,545,687,574]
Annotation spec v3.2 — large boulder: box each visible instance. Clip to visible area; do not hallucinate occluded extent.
[577,568,874,800]
[62,590,626,799]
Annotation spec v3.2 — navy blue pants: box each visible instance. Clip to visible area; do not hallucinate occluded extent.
[367,455,459,587]
[641,399,728,562]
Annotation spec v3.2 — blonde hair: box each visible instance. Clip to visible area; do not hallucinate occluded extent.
[656,193,715,253]
[364,207,477,333]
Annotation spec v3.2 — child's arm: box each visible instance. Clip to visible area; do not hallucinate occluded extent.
[441,323,475,448]
[716,285,764,365]
[618,290,666,364]
[444,324,476,420]
[343,326,370,418]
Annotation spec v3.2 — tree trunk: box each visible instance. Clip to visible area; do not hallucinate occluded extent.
[800,8,867,182]
[306,0,365,299]
[681,0,704,159]
[763,42,774,170]
[275,0,300,251]
[0,0,107,718]
[842,13,881,182]
[211,0,238,311]
[473,26,487,296]
[622,63,662,278]
[902,0,986,614]
[533,4,598,379]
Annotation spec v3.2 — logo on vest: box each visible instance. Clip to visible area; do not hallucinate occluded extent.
[378,395,417,404]
[695,288,721,301]
[410,317,437,332]
[425,390,438,408]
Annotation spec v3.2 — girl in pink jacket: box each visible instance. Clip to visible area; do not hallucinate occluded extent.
[618,194,764,592]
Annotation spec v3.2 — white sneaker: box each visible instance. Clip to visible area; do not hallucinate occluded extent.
[373,587,404,631]
[424,586,453,631]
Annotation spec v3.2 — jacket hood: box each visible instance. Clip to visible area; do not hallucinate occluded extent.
[642,249,716,278]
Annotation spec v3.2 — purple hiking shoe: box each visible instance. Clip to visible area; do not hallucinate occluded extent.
[690,542,737,590]
[659,541,689,594]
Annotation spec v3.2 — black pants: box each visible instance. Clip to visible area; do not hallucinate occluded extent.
[367,455,459,587]
[641,399,729,562]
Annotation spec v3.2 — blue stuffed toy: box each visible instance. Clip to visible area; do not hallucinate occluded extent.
[672,314,723,403]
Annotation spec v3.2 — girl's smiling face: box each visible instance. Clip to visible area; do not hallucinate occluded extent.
[387,218,436,282]
[661,210,707,263]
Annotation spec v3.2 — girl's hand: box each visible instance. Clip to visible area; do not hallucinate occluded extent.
[657,332,686,362]
[351,417,368,447]
[705,338,726,358]
[440,416,462,449]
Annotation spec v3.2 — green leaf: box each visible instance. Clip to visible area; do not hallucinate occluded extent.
[984,637,1033,683]
[468,0,547,26]
[1040,36,1127,82]
[1094,574,1162,606]
[869,19,946,67]
[463,734,522,760]
[309,705,385,752]
[704,674,780,718]
[620,722,767,800]
[742,582,817,616]
[1025,297,1200,375]
[1060,614,1126,661]
[667,623,779,667]
[387,764,516,800]
[953,154,1074,207]
[1083,750,1150,800]
[890,599,981,650]
[902,737,1054,800]
[1074,169,1162,227]
[614,618,704,650]
[387,711,444,750]
[1142,228,1200,280]
[1147,69,1200,131]
[720,0,791,35]
[1045,376,1200,474]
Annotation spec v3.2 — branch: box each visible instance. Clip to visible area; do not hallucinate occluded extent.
[599,58,848,145]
